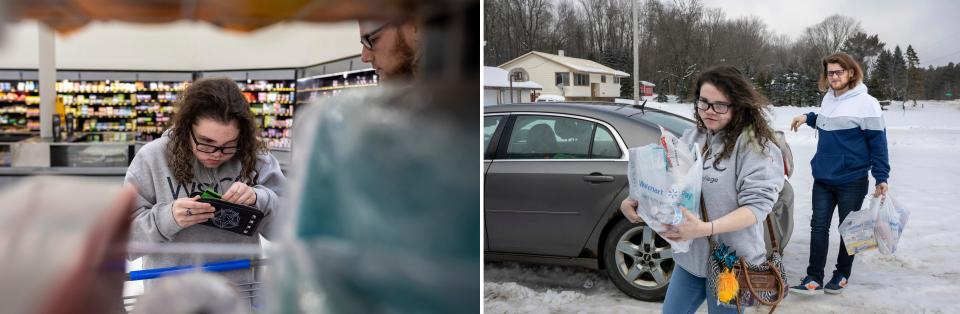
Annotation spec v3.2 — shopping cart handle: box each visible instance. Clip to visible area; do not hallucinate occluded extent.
[127,259,265,281]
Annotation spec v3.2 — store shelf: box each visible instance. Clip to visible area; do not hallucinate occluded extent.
[231,79,296,152]
[298,84,378,93]
[0,101,38,104]
[56,91,138,94]
[74,115,137,119]
[249,101,294,105]
[53,79,185,141]
[295,69,377,106]
[254,112,293,117]
[242,89,296,92]
[0,80,40,135]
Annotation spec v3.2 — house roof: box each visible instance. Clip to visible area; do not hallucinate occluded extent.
[499,51,630,77]
[640,81,655,86]
[483,66,543,89]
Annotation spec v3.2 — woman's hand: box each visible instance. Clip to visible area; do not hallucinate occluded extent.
[222,181,257,205]
[790,115,807,132]
[662,207,710,241]
[620,198,643,223]
[172,196,215,228]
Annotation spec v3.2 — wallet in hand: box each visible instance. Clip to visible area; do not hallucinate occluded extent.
[193,189,265,236]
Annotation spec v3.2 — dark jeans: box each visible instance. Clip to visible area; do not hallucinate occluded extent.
[805,176,869,284]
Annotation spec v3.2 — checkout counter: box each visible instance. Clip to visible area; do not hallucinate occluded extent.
[0,134,291,176]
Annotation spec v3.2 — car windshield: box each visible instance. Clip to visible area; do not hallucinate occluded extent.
[630,111,695,136]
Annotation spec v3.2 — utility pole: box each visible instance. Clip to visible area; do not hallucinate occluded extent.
[633,0,639,107]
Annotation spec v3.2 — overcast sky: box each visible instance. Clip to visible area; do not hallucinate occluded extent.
[700,0,960,67]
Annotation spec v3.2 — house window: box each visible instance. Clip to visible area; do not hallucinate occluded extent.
[601,75,607,83]
[613,76,620,84]
[555,72,570,86]
[574,73,590,86]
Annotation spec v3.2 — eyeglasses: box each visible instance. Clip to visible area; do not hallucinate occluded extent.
[360,23,393,50]
[696,98,732,114]
[191,132,238,155]
[826,69,847,77]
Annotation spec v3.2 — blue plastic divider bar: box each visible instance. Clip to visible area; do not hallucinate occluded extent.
[127,259,252,281]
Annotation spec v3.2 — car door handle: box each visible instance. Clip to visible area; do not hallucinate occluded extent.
[583,173,614,183]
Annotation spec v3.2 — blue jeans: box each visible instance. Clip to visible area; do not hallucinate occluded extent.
[805,177,869,284]
[662,265,738,314]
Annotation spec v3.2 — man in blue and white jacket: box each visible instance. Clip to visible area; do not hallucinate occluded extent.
[788,52,890,296]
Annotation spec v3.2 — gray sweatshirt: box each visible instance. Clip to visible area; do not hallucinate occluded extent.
[673,127,785,277]
[124,130,285,284]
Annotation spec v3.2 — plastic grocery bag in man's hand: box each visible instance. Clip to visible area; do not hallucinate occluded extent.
[875,195,909,254]
[627,127,703,253]
[839,195,880,255]
[839,194,909,255]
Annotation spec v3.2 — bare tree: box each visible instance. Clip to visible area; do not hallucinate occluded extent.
[802,14,863,58]
[697,7,727,68]
[507,0,554,52]
[727,16,770,75]
[579,0,614,59]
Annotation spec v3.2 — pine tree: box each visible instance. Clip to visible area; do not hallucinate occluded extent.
[753,70,773,104]
[655,79,668,102]
[891,46,908,101]
[841,32,885,78]
[871,49,892,100]
[905,45,923,106]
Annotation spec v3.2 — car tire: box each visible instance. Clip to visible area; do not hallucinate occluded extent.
[602,218,674,301]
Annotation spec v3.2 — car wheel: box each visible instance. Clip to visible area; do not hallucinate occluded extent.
[602,218,674,301]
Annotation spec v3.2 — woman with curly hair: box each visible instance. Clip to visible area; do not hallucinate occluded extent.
[124,77,285,284]
[621,66,785,313]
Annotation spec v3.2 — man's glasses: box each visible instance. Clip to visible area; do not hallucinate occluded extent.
[191,132,238,155]
[360,23,392,50]
[826,69,847,77]
[696,98,732,114]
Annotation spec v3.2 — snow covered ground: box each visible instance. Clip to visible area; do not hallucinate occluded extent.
[485,98,960,313]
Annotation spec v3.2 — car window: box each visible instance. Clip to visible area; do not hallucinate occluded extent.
[506,115,594,159]
[631,111,695,136]
[484,116,504,154]
[591,125,621,159]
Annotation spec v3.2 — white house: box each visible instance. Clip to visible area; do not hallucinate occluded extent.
[499,50,629,101]
[483,66,542,106]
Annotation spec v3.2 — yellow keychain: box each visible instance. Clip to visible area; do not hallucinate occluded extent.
[716,268,739,303]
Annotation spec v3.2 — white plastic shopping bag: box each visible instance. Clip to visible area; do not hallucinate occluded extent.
[839,196,879,255]
[875,195,909,254]
[840,194,909,255]
[627,127,703,253]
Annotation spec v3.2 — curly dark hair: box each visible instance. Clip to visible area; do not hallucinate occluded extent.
[167,77,266,185]
[692,66,777,168]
